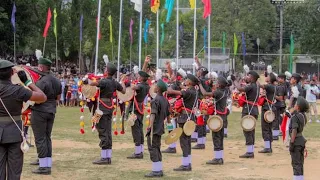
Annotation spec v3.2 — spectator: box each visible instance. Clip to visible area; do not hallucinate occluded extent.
[304,79,320,123]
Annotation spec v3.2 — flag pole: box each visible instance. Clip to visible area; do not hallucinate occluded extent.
[14,32,16,64]
[156,11,159,69]
[207,15,211,71]
[43,37,47,57]
[138,7,143,70]
[176,0,179,68]
[117,0,124,81]
[94,0,102,75]
[56,37,58,71]
[193,0,197,74]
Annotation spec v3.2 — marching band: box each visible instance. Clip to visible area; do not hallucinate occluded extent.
[0,54,310,179]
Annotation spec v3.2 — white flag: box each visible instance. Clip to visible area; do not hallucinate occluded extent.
[131,0,142,12]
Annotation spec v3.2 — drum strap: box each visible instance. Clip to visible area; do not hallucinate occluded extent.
[99,99,114,109]
[215,108,228,115]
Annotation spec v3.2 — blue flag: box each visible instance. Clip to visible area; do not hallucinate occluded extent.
[165,0,175,23]
[241,32,246,56]
[80,14,83,42]
[144,19,150,43]
[203,28,207,51]
[11,3,16,32]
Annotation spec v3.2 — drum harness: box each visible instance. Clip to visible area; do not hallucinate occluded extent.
[245,84,259,116]
[0,97,29,153]
[182,89,198,122]
[265,86,277,112]
[213,90,228,115]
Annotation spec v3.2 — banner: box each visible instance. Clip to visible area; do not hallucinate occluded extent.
[202,0,211,19]
[11,3,16,32]
[165,0,174,22]
[241,32,246,56]
[160,23,165,46]
[222,32,226,55]
[43,8,52,38]
[53,8,57,38]
[108,15,113,43]
[144,19,150,43]
[233,33,238,56]
[129,19,134,44]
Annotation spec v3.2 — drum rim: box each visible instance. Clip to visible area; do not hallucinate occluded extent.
[241,115,256,132]
[164,128,183,145]
[183,120,196,136]
[264,110,275,123]
[207,115,223,132]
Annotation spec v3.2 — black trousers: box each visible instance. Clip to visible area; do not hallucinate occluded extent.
[291,145,305,176]
[96,113,112,149]
[31,111,55,158]
[223,116,228,129]
[274,107,284,131]
[242,114,257,145]
[87,100,97,116]
[147,134,162,162]
[0,142,23,180]
[261,109,273,142]
[131,112,144,146]
[178,123,191,157]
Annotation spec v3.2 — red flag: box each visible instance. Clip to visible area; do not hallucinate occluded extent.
[96,17,101,40]
[43,8,52,37]
[281,115,289,141]
[202,0,211,19]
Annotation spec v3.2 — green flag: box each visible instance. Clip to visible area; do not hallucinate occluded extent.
[222,32,226,55]
[233,33,238,56]
[108,15,113,43]
[289,33,294,73]
[53,8,57,38]
[160,23,165,47]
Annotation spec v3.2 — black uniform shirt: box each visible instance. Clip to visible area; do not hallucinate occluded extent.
[98,77,123,114]
[0,80,32,143]
[181,87,198,110]
[32,73,61,114]
[262,84,276,110]
[135,82,150,102]
[289,112,306,146]
[275,83,287,108]
[242,82,259,116]
[213,88,227,112]
[151,95,170,136]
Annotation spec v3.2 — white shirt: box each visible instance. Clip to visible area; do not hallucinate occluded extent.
[305,84,319,103]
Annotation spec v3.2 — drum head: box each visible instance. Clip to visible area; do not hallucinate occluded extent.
[241,115,256,132]
[183,121,196,136]
[264,110,275,123]
[207,115,223,132]
[82,85,97,99]
[164,128,183,145]
[117,87,134,102]
[149,84,157,99]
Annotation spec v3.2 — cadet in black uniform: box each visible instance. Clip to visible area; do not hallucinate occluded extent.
[91,63,125,165]
[236,71,260,158]
[193,66,210,149]
[127,71,150,159]
[0,60,46,180]
[274,74,287,139]
[162,74,183,154]
[289,73,303,108]
[145,80,170,178]
[289,97,308,180]
[199,76,228,165]
[167,74,198,171]
[30,58,61,175]
[258,73,277,153]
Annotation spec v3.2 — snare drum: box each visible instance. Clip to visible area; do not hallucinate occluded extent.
[241,115,256,132]
[117,87,134,102]
[11,66,40,113]
[207,115,223,132]
[264,110,275,123]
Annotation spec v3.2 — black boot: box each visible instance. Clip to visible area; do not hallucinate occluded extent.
[161,147,176,153]
[191,144,205,149]
[239,152,254,158]
[206,158,224,165]
[32,167,51,175]
[224,134,228,138]
[92,158,111,165]
[144,171,164,178]
[191,138,197,143]
[173,164,192,171]
[258,148,272,153]
[127,153,143,159]
[273,136,279,141]
[30,159,39,166]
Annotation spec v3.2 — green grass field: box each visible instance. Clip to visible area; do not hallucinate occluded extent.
[21,107,320,180]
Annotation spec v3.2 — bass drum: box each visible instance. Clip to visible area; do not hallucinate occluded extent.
[11,66,40,113]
